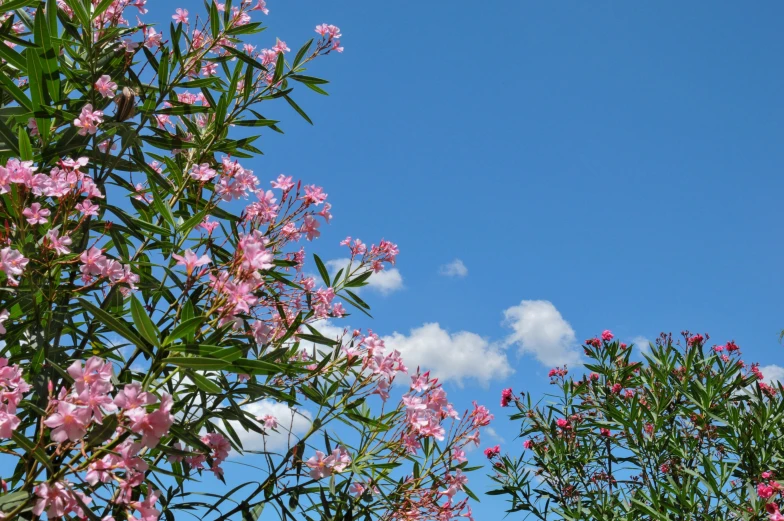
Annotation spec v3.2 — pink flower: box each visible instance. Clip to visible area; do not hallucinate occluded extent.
[273,39,289,54]
[759,482,776,499]
[44,401,91,442]
[601,329,614,341]
[130,488,161,521]
[45,230,72,256]
[33,481,91,519]
[172,249,211,276]
[0,247,28,280]
[94,75,117,98]
[500,388,513,407]
[257,414,278,429]
[114,382,157,410]
[68,357,113,394]
[172,8,188,23]
[523,439,533,450]
[125,393,174,447]
[470,401,493,427]
[76,199,100,216]
[74,104,104,136]
[252,0,268,13]
[305,450,334,479]
[190,163,217,181]
[301,214,320,241]
[271,174,294,191]
[0,410,20,438]
[484,445,500,459]
[22,202,50,225]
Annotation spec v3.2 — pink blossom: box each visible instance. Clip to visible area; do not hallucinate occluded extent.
[484,445,500,459]
[22,202,50,225]
[601,329,614,341]
[172,249,211,276]
[76,199,100,216]
[172,7,188,23]
[257,414,278,429]
[305,450,334,479]
[190,163,217,181]
[44,401,91,442]
[271,174,294,191]
[273,39,289,54]
[74,104,104,136]
[500,388,513,407]
[33,481,91,519]
[252,0,268,13]
[125,393,175,447]
[301,214,320,241]
[94,75,117,98]
[470,401,493,427]
[45,230,72,256]
[67,356,113,394]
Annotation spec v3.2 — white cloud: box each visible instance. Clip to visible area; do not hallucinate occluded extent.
[230,400,312,453]
[503,300,581,367]
[325,258,403,295]
[631,336,652,355]
[383,323,512,387]
[759,365,784,384]
[438,259,468,278]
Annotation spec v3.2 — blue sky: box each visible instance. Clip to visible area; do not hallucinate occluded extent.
[147,0,784,517]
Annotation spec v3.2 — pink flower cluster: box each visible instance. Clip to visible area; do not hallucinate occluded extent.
[80,246,139,294]
[0,358,29,437]
[43,358,174,447]
[305,447,352,479]
[33,480,92,519]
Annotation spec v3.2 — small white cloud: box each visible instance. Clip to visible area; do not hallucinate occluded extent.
[438,259,468,278]
[231,400,312,453]
[325,258,403,295]
[503,300,581,367]
[383,323,512,387]
[759,365,784,384]
[631,336,652,355]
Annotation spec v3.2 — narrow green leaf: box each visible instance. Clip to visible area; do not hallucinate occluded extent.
[167,356,231,370]
[130,296,162,348]
[165,317,204,345]
[78,298,152,356]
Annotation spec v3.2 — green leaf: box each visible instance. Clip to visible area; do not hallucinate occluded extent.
[0,491,29,512]
[0,0,37,14]
[313,254,330,286]
[231,359,288,376]
[189,370,223,394]
[222,45,266,70]
[209,0,220,37]
[17,126,32,160]
[283,94,312,124]
[0,38,26,70]
[296,333,338,347]
[292,39,312,68]
[165,317,204,345]
[78,298,152,356]
[0,67,32,110]
[130,296,162,348]
[167,356,231,370]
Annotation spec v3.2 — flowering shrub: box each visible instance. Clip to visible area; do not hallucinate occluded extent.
[0,1,488,519]
[490,331,784,520]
